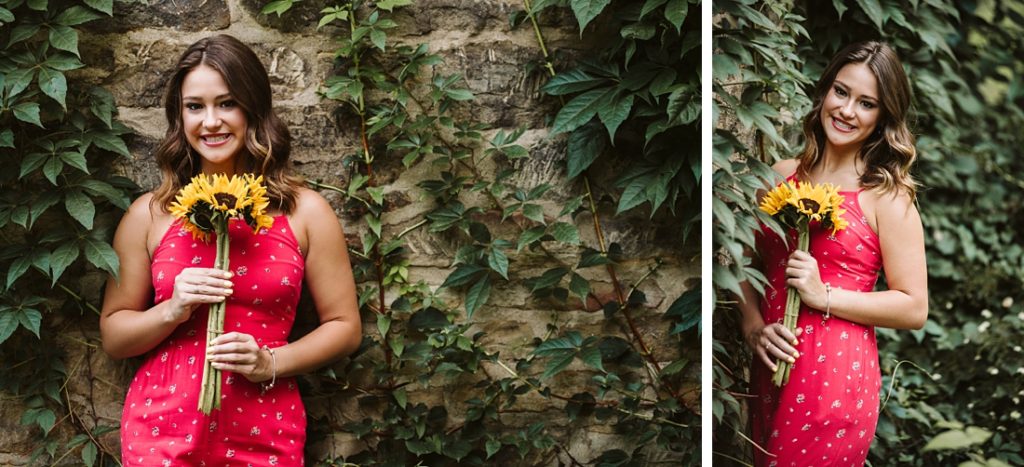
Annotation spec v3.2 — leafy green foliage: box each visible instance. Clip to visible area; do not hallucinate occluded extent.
[713,1,1024,465]
[0,0,136,462]
[267,0,698,464]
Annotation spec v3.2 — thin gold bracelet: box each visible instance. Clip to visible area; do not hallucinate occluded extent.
[824,283,832,320]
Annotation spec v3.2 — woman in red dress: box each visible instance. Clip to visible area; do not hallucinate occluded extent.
[736,42,929,466]
[100,35,362,465]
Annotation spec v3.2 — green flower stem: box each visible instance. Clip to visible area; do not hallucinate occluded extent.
[772,223,809,387]
[199,220,230,414]
[522,0,556,78]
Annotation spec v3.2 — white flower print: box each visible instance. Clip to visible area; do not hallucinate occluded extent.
[281,276,291,286]
[250,426,261,436]
[269,456,279,465]
[831,400,842,409]
[852,361,861,371]
[795,394,805,403]
[836,429,846,438]
[156,271,165,281]
[226,449,235,458]
[168,384,176,394]
[151,426,159,436]
[237,266,248,276]
[191,256,202,265]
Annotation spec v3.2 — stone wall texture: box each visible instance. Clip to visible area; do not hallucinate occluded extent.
[0,1,696,465]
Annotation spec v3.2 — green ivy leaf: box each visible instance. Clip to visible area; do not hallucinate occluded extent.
[549,222,580,245]
[517,226,546,252]
[45,53,85,71]
[81,442,97,467]
[89,131,130,157]
[38,68,68,109]
[55,6,102,25]
[598,93,633,140]
[525,267,568,292]
[855,0,886,30]
[261,0,294,16]
[0,129,13,148]
[393,387,407,409]
[84,0,113,15]
[89,87,115,128]
[18,308,42,338]
[377,0,413,11]
[616,176,652,214]
[43,157,64,185]
[7,255,33,289]
[12,102,43,127]
[7,25,40,48]
[27,0,47,11]
[550,86,616,135]
[578,248,612,268]
[665,0,687,31]
[0,7,13,24]
[522,204,545,224]
[487,248,509,280]
[0,310,17,344]
[464,276,491,318]
[568,273,590,300]
[370,28,386,51]
[570,0,611,32]
[441,264,485,288]
[376,313,391,337]
[542,69,607,96]
[82,238,119,276]
[48,25,79,57]
[365,214,382,237]
[579,344,604,371]
[668,85,699,126]
[65,190,94,229]
[485,438,502,459]
[49,243,79,285]
[567,121,607,179]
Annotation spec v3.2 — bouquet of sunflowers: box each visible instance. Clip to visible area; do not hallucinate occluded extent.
[759,181,848,386]
[170,173,273,414]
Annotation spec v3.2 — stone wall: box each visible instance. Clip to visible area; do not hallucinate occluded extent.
[0,1,696,465]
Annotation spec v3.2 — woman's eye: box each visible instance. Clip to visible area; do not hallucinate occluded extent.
[861,101,876,109]
[834,86,847,97]
[220,100,237,108]
[185,103,202,111]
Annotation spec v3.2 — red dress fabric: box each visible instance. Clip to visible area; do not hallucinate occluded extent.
[751,178,883,467]
[120,216,306,466]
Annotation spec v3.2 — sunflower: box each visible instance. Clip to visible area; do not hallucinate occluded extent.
[169,173,274,241]
[759,181,794,216]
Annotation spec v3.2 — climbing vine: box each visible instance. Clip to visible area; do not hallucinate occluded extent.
[264,0,701,464]
[0,0,134,464]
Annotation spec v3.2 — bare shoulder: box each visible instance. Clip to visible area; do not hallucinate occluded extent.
[293,187,335,217]
[866,187,917,218]
[770,159,799,178]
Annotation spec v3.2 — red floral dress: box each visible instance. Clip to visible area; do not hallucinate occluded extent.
[120,216,306,466]
[751,178,883,466]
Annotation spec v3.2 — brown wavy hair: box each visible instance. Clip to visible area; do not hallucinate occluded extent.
[796,41,917,200]
[151,34,302,213]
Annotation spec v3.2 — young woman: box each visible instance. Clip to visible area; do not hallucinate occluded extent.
[736,41,929,466]
[100,35,362,465]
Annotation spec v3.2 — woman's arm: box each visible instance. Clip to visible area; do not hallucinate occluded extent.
[208,188,362,381]
[100,194,235,359]
[785,190,928,329]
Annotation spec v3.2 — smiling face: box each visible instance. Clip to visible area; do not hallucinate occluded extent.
[819,62,881,154]
[181,64,248,175]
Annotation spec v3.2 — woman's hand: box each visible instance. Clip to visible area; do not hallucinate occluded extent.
[746,323,803,372]
[785,250,827,310]
[206,332,272,383]
[167,268,233,324]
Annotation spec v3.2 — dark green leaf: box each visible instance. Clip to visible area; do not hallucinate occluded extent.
[38,68,68,109]
[488,248,509,280]
[550,87,616,135]
[578,248,612,268]
[48,25,78,56]
[89,87,115,128]
[82,238,119,276]
[855,0,886,30]
[7,25,40,47]
[0,129,13,148]
[485,438,502,459]
[409,308,450,331]
[525,267,568,292]
[517,226,547,252]
[570,0,611,32]
[441,264,485,288]
[598,93,633,140]
[19,309,42,338]
[81,442,97,467]
[465,276,491,318]
[567,121,607,179]
[90,131,130,157]
[50,243,79,285]
[579,344,604,371]
[12,102,43,127]
[542,69,607,96]
[665,0,687,31]
[522,204,545,224]
[55,6,102,25]
[261,0,293,16]
[0,7,13,24]
[65,190,94,229]
[568,273,590,300]
[0,311,17,344]
[84,0,113,15]
[616,177,651,214]
[549,222,580,245]
[7,255,33,289]
[43,157,63,185]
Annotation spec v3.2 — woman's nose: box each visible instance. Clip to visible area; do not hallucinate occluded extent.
[203,109,221,129]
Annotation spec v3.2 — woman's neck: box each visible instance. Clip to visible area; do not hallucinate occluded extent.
[810,143,865,188]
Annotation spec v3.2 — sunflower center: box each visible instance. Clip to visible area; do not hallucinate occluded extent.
[214,193,238,208]
[799,198,820,212]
